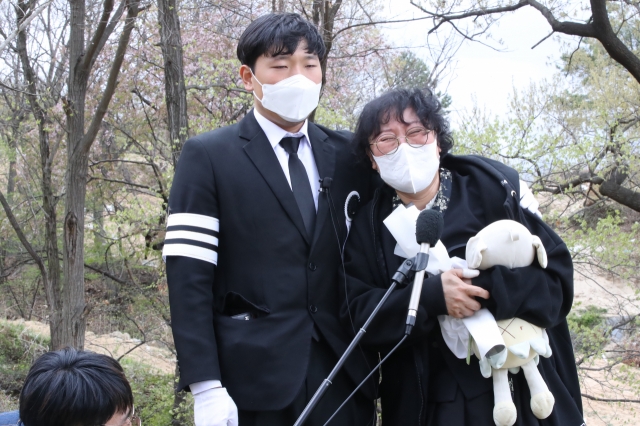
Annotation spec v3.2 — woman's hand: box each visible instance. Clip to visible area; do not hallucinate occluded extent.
[442,269,490,319]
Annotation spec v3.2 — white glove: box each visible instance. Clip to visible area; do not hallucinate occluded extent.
[193,385,238,426]
[519,180,542,218]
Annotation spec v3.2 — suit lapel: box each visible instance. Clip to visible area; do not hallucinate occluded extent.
[240,112,310,245]
[308,123,336,247]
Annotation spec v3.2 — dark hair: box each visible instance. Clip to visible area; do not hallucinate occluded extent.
[353,88,454,162]
[237,13,326,70]
[19,348,133,426]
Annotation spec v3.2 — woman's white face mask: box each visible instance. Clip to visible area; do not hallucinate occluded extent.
[373,140,440,194]
[253,73,322,123]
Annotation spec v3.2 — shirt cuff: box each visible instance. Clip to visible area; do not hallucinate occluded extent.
[190,380,222,395]
[421,274,448,317]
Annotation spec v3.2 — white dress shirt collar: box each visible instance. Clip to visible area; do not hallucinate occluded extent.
[252,108,320,210]
[253,108,311,148]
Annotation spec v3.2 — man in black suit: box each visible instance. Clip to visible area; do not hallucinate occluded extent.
[163,13,375,426]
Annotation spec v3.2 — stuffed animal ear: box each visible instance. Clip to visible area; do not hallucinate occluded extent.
[532,236,548,269]
[466,236,487,269]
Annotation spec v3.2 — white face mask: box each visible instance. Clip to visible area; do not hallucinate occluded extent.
[373,140,440,194]
[253,73,322,123]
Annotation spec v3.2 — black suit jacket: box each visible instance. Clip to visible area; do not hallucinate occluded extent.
[341,155,583,425]
[164,111,375,411]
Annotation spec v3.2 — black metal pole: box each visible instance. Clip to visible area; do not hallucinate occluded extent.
[293,256,416,426]
[293,281,398,425]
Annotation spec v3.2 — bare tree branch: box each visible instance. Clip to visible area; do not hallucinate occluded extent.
[80,0,141,154]
[0,189,48,285]
[0,0,52,55]
[84,263,128,285]
[582,393,640,403]
[81,0,116,74]
[410,0,640,84]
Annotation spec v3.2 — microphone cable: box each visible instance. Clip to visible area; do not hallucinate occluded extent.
[322,179,374,377]
[323,334,408,426]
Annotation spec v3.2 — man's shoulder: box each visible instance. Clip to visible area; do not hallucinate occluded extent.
[189,121,243,148]
[311,122,353,144]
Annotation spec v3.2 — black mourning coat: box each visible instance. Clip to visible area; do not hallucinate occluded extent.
[341,154,585,426]
[164,110,375,411]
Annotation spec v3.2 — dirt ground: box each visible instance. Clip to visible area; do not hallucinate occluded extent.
[7,319,176,375]
[573,264,640,425]
[573,265,640,318]
[581,370,640,426]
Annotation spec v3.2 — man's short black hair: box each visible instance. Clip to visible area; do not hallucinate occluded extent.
[237,13,326,70]
[19,348,133,426]
[353,88,454,162]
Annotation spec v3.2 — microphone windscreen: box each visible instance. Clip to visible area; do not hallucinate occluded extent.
[415,209,444,245]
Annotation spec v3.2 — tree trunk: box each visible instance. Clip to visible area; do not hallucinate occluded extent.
[596,163,640,213]
[14,0,139,349]
[61,0,140,349]
[158,0,189,166]
[589,0,640,87]
[6,127,17,195]
[308,0,342,123]
[16,0,63,349]
[61,155,90,349]
[61,0,90,350]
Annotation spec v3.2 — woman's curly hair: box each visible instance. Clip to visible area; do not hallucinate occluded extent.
[353,88,453,162]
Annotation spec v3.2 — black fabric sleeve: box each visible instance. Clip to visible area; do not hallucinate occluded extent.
[164,138,221,391]
[472,209,574,329]
[340,207,445,350]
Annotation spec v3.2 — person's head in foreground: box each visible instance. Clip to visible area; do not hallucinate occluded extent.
[353,87,453,207]
[19,348,139,426]
[238,12,326,130]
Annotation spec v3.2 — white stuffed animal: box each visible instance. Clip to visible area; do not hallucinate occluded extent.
[466,220,555,426]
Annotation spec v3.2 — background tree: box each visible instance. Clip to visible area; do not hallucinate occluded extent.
[158,0,189,166]
[0,0,143,350]
[411,0,640,212]
[386,50,452,110]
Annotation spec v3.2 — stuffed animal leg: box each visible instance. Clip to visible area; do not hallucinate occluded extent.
[477,320,554,425]
[492,368,517,426]
[521,359,555,419]
[488,356,554,426]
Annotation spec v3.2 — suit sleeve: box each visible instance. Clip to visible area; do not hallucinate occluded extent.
[163,138,221,391]
[340,207,447,350]
[472,209,574,328]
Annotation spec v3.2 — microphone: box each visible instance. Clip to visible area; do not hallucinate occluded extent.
[319,177,333,191]
[405,209,444,335]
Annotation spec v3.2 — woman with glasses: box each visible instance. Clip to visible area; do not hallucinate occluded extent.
[0,348,141,426]
[340,88,584,425]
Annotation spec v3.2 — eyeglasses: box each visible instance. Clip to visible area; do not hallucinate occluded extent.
[369,126,435,156]
[128,409,141,426]
[101,406,141,426]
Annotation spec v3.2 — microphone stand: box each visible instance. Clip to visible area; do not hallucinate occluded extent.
[293,256,424,426]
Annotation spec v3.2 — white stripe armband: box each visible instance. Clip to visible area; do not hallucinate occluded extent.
[162,213,219,264]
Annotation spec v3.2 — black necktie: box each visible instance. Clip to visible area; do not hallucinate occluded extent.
[280,136,316,239]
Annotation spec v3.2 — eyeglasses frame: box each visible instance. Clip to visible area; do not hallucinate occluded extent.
[100,406,141,426]
[369,126,436,156]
